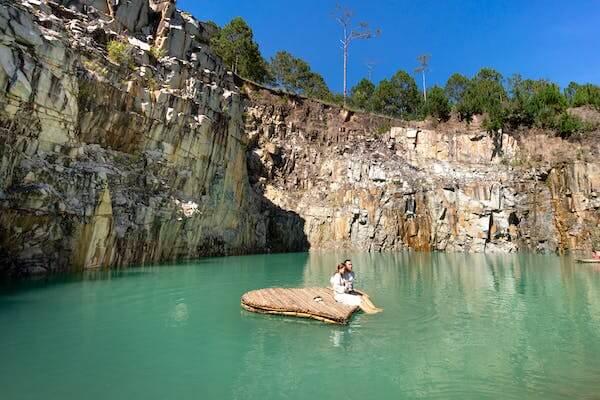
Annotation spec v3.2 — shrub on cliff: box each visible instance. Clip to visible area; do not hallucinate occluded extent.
[149,45,166,61]
[561,113,596,138]
[349,78,375,111]
[422,86,451,121]
[565,82,600,109]
[211,17,270,83]
[107,39,134,70]
[455,68,506,126]
[371,70,421,119]
[506,77,567,129]
[503,77,596,137]
[555,113,589,138]
[269,51,332,100]
[444,73,470,105]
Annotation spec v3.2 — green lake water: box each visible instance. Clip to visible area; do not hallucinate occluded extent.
[1,252,600,399]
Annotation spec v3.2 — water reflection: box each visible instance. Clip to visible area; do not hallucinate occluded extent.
[2,252,600,399]
[329,329,345,347]
[296,251,600,398]
[166,300,189,327]
[300,251,600,321]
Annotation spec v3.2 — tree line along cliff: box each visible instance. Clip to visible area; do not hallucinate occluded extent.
[211,13,600,139]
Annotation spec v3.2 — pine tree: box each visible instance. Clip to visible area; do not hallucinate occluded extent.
[211,17,270,83]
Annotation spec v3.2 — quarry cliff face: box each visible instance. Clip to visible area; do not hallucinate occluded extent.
[0,0,598,276]
[245,86,600,255]
[0,0,303,276]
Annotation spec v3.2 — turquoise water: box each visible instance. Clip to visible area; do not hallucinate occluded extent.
[1,252,600,399]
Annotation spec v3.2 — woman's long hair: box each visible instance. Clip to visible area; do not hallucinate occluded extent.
[334,263,345,276]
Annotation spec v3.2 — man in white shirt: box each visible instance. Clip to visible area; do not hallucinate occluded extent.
[342,258,382,313]
[342,259,355,291]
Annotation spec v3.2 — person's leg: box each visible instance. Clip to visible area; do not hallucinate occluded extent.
[359,303,376,314]
[361,296,383,313]
[352,290,383,313]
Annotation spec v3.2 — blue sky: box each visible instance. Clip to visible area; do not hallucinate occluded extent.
[178,0,600,93]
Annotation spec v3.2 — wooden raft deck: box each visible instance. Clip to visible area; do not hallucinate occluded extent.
[577,259,600,263]
[241,287,359,324]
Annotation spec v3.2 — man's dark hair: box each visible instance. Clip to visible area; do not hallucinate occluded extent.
[344,259,351,264]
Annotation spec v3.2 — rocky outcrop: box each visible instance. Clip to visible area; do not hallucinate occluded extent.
[0,0,306,276]
[0,0,598,276]
[244,84,600,254]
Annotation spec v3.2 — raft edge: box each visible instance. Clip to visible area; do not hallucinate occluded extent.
[241,302,348,325]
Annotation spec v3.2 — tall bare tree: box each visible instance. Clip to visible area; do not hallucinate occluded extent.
[335,5,380,107]
[415,54,431,102]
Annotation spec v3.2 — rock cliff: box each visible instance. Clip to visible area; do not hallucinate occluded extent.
[0,0,307,276]
[0,0,598,276]
[245,85,600,255]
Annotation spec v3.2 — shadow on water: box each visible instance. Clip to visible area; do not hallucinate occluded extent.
[0,268,155,302]
[0,252,311,301]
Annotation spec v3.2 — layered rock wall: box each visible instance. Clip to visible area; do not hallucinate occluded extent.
[0,0,305,276]
[244,84,600,254]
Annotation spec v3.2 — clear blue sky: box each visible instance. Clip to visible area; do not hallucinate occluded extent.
[178,0,600,93]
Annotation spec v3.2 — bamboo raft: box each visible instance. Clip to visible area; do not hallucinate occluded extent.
[241,287,359,324]
[577,259,600,263]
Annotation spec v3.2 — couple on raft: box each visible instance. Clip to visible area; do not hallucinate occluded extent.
[330,259,382,314]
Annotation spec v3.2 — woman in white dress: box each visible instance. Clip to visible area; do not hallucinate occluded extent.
[330,264,362,307]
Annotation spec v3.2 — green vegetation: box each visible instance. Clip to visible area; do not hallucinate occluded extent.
[370,70,421,119]
[505,77,567,128]
[204,20,219,29]
[144,75,159,92]
[444,73,469,105]
[376,121,392,136]
[565,82,600,108]
[107,39,133,69]
[349,79,376,111]
[81,58,109,78]
[149,45,165,61]
[431,69,598,136]
[269,51,331,101]
[203,20,220,35]
[555,113,580,137]
[422,86,450,121]
[348,67,598,136]
[210,16,599,138]
[455,68,506,130]
[211,17,270,83]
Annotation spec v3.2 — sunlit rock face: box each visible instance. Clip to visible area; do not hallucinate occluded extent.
[244,84,600,255]
[0,0,598,276]
[0,0,301,276]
